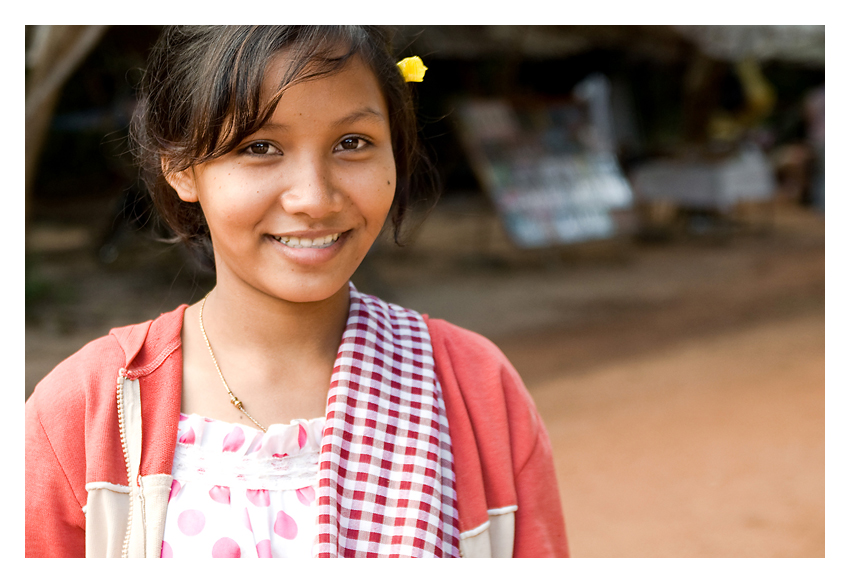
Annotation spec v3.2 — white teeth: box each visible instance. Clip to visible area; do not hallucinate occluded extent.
[274,233,340,248]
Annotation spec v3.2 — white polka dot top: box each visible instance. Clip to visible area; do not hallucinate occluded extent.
[161,413,325,558]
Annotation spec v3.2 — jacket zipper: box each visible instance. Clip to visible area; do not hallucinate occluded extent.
[116,370,133,558]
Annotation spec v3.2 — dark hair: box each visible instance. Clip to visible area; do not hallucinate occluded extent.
[130,25,434,265]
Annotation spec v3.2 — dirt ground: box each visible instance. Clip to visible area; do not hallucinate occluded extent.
[25,196,825,557]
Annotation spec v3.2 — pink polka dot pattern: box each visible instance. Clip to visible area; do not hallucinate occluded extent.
[160,540,173,558]
[246,489,270,507]
[164,413,324,558]
[256,539,273,558]
[169,479,181,502]
[177,509,205,536]
[209,485,230,504]
[212,537,241,558]
[295,486,315,506]
[178,427,195,445]
[274,510,298,540]
[222,427,245,452]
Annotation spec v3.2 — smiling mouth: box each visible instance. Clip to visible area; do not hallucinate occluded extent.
[271,232,342,249]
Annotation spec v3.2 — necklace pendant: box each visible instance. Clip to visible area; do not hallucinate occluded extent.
[201,292,265,433]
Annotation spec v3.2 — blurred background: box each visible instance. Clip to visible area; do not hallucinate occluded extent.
[24,25,825,557]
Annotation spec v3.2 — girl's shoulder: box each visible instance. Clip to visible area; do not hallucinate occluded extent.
[425,316,519,383]
[425,316,538,425]
[26,330,129,468]
[32,332,127,406]
[29,304,188,408]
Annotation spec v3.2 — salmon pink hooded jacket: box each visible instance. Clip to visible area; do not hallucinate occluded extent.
[25,304,568,558]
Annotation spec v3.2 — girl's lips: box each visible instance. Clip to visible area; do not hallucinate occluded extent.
[271,231,341,249]
[266,230,350,265]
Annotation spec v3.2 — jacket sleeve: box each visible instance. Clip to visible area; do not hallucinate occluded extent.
[25,380,87,557]
[507,382,570,558]
[428,317,569,557]
[25,333,129,558]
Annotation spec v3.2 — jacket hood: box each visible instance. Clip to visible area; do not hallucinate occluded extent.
[110,304,187,378]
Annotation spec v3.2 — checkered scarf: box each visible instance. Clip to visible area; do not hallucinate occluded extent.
[314,283,461,557]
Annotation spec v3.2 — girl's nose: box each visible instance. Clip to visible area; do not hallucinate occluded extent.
[279,157,344,218]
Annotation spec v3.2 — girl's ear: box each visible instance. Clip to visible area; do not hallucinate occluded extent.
[163,163,199,203]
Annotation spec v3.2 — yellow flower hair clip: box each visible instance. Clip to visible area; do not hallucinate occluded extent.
[396,56,428,82]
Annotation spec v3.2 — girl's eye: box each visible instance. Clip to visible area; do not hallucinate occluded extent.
[245,142,279,156]
[336,136,369,152]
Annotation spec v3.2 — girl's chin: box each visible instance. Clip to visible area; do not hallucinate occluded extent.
[247,272,353,306]
[282,282,350,305]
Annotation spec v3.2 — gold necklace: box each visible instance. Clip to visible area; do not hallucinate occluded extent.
[199,292,267,433]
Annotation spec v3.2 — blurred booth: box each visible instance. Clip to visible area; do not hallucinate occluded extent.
[455,75,634,248]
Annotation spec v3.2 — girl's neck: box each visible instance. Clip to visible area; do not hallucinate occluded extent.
[199,279,350,364]
[179,281,349,427]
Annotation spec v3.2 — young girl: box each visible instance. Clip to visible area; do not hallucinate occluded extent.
[25,25,568,558]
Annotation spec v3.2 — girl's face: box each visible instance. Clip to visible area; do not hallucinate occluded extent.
[167,52,396,305]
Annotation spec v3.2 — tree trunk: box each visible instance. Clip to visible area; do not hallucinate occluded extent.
[25,25,108,225]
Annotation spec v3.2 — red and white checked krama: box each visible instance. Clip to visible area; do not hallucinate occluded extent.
[313,283,461,557]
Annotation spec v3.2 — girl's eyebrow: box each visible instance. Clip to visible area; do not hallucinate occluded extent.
[331,107,386,128]
[255,107,386,134]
